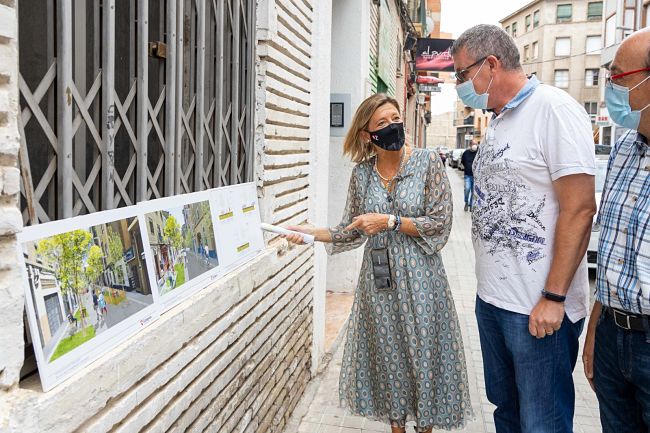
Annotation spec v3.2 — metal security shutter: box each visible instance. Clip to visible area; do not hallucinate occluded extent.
[18,0,256,225]
[44,293,63,336]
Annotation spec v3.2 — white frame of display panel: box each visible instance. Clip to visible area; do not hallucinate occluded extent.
[18,205,160,392]
[19,182,265,391]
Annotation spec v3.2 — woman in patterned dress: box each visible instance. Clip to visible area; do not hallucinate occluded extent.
[285,94,473,433]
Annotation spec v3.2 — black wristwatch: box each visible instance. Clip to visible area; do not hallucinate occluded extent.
[541,290,566,303]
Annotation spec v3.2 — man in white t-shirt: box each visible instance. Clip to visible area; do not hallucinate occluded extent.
[452,25,596,432]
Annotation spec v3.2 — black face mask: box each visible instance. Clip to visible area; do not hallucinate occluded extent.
[367,122,405,151]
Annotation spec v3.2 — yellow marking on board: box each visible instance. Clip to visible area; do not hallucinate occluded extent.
[237,243,250,252]
[219,211,234,220]
[242,205,255,213]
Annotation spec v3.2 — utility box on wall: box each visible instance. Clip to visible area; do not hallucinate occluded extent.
[330,93,351,137]
[330,102,344,128]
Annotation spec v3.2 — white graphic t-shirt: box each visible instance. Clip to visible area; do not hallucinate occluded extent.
[472,81,595,322]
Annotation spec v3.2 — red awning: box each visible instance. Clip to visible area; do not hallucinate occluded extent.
[415,76,445,84]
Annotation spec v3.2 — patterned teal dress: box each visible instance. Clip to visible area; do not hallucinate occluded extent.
[328,149,473,431]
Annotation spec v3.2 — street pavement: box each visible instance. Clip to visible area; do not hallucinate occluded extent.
[42,286,153,361]
[94,290,153,332]
[289,165,602,433]
[185,250,219,280]
[100,291,153,329]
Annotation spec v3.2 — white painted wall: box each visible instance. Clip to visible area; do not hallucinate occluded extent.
[309,0,333,373]
[327,0,371,293]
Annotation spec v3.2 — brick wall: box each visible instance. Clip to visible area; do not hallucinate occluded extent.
[0,1,320,432]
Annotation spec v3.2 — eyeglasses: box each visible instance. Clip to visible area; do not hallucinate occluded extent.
[454,56,498,83]
[605,67,650,86]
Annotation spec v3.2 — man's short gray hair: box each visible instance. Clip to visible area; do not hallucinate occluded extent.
[451,24,521,71]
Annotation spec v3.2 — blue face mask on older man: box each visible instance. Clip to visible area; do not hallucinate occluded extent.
[456,59,494,110]
[604,73,650,130]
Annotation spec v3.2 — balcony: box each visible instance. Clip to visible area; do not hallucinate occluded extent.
[454,116,475,127]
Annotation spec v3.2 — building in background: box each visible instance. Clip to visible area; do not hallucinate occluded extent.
[89,219,150,295]
[427,111,456,148]
[500,0,604,144]
[598,0,649,145]
[409,0,451,149]
[126,217,150,294]
[22,242,71,352]
[454,101,492,148]
[184,202,216,259]
[145,210,173,287]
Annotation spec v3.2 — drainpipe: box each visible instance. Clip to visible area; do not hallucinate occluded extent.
[420,0,426,28]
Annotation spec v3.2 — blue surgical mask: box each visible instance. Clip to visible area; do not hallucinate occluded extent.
[605,74,650,130]
[455,59,493,110]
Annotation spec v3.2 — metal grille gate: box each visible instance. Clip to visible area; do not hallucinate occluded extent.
[18,0,256,225]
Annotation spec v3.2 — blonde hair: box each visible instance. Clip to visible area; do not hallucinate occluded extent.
[343,94,401,163]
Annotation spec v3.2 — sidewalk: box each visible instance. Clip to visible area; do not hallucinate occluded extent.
[289,166,601,433]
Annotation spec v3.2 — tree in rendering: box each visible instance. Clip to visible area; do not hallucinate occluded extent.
[37,229,93,329]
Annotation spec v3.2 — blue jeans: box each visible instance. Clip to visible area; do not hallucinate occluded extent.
[464,175,474,207]
[593,311,650,433]
[475,296,584,433]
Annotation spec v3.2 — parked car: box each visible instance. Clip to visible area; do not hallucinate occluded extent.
[449,149,465,169]
[595,144,612,155]
[586,156,610,270]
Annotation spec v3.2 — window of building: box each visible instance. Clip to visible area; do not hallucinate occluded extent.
[524,45,530,62]
[533,10,541,27]
[557,4,573,22]
[525,15,532,32]
[512,21,518,37]
[602,126,612,146]
[586,35,602,54]
[585,69,600,86]
[505,25,510,34]
[584,102,598,122]
[555,37,571,57]
[587,2,603,20]
[555,70,569,88]
[532,41,539,59]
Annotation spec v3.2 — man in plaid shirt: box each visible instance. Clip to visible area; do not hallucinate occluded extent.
[582,28,650,433]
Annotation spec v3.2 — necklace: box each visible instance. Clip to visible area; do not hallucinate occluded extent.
[375,147,407,187]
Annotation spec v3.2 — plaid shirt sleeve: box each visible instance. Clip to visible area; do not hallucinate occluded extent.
[595,130,650,314]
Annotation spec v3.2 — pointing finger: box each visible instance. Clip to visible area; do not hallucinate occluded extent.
[345,219,362,231]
